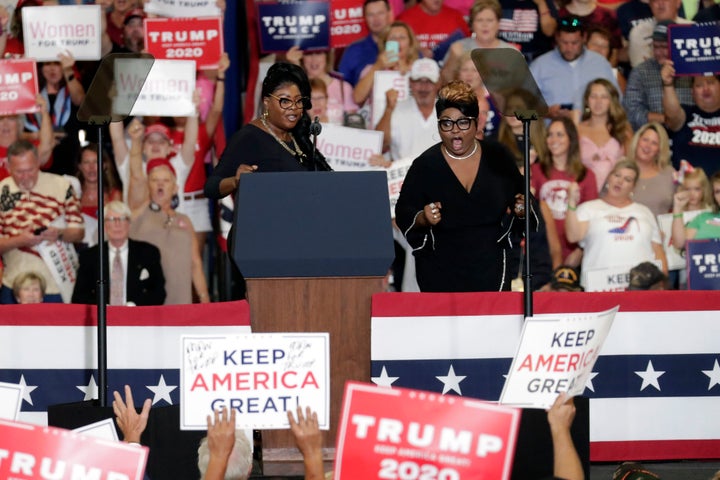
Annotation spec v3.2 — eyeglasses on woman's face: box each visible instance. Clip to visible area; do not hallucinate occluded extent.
[438,117,476,132]
[268,93,309,110]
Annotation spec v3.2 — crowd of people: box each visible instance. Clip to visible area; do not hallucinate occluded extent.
[1,0,720,306]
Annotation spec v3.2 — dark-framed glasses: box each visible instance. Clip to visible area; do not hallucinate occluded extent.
[268,93,308,110]
[438,117,476,132]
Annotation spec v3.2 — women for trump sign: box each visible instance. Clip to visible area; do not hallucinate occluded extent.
[180,333,330,430]
[334,382,520,480]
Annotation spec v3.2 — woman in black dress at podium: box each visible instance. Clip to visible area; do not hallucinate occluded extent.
[395,81,531,292]
[205,62,331,200]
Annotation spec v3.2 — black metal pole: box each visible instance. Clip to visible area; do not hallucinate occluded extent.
[519,113,536,318]
[96,125,108,406]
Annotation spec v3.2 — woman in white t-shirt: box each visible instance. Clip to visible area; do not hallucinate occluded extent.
[565,159,668,288]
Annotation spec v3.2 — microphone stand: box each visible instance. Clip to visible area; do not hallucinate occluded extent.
[310,116,322,171]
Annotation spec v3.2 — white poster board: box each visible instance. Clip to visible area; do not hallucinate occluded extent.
[22,5,102,61]
[499,306,618,409]
[583,265,633,292]
[144,0,221,18]
[318,123,383,171]
[73,418,119,442]
[371,70,409,129]
[0,382,23,421]
[386,156,413,218]
[113,59,196,117]
[180,333,330,430]
[36,240,79,304]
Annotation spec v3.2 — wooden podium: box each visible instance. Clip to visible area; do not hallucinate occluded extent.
[231,172,394,475]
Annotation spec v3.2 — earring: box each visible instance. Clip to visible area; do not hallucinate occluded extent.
[263,109,268,119]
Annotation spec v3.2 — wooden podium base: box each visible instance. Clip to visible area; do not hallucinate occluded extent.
[246,275,384,467]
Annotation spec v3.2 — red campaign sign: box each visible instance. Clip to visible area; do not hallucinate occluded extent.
[334,382,520,480]
[144,17,223,70]
[0,59,40,115]
[330,0,367,49]
[0,419,148,480]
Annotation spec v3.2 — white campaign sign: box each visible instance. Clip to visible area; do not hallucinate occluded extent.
[113,59,196,117]
[371,70,409,128]
[386,156,413,218]
[22,5,102,61]
[144,0,221,18]
[73,418,119,442]
[180,333,330,431]
[317,123,383,171]
[36,240,79,304]
[0,382,23,421]
[499,306,618,409]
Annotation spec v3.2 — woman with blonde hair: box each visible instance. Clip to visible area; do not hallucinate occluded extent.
[577,78,633,192]
[352,21,419,107]
[672,170,720,249]
[628,122,676,216]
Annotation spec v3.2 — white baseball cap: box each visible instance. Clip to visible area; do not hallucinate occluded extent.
[410,58,440,83]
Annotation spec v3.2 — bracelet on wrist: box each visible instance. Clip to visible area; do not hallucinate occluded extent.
[567,205,577,211]
[673,212,683,218]
[217,77,225,82]
[66,73,75,83]
[662,82,673,87]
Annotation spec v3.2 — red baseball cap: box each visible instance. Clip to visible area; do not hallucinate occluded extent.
[124,8,146,25]
[146,158,176,177]
[144,123,172,142]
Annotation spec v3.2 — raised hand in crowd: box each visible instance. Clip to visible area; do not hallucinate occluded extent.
[202,407,245,480]
[287,406,325,480]
[286,45,303,65]
[546,392,584,480]
[112,384,151,444]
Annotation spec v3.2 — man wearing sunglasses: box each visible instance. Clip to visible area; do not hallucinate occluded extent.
[530,15,618,118]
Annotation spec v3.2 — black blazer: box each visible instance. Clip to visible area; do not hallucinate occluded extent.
[72,239,166,306]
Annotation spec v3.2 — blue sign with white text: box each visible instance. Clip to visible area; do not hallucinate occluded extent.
[687,238,720,290]
[669,23,720,76]
[257,2,331,53]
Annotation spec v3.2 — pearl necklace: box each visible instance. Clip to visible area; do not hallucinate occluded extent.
[443,140,478,160]
[261,116,306,165]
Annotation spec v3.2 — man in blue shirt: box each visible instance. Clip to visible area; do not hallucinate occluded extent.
[338,0,393,87]
[530,16,618,117]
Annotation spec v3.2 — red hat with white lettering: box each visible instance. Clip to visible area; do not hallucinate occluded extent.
[144,123,172,142]
[124,8,146,25]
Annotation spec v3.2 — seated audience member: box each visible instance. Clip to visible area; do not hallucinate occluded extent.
[578,78,632,192]
[338,0,394,88]
[12,271,46,304]
[584,26,626,93]
[197,409,253,480]
[530,16,618,118]
[622,20,693,131]
[72,201,166,306]
[0,140,84,304]
[532,117,598,267]
[672,171,720,247]
[396,0,469,60]
[612,462,662,479]
[287,48,358,125]
[628,122,675,216]
[440,0,517,84]
[662,66,720,176]
[129,159,210,305]
[627,261,667,289]
[566,160,667,289]
[627,0,691,68]
[541,265,584,291]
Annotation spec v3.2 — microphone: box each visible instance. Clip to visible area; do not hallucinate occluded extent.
[311,116,322,170]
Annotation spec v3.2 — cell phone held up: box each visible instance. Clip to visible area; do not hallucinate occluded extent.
[385,40,399,64]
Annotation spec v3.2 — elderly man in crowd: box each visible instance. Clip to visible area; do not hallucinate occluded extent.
[72,201,166,306]
[0,140,84,303]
